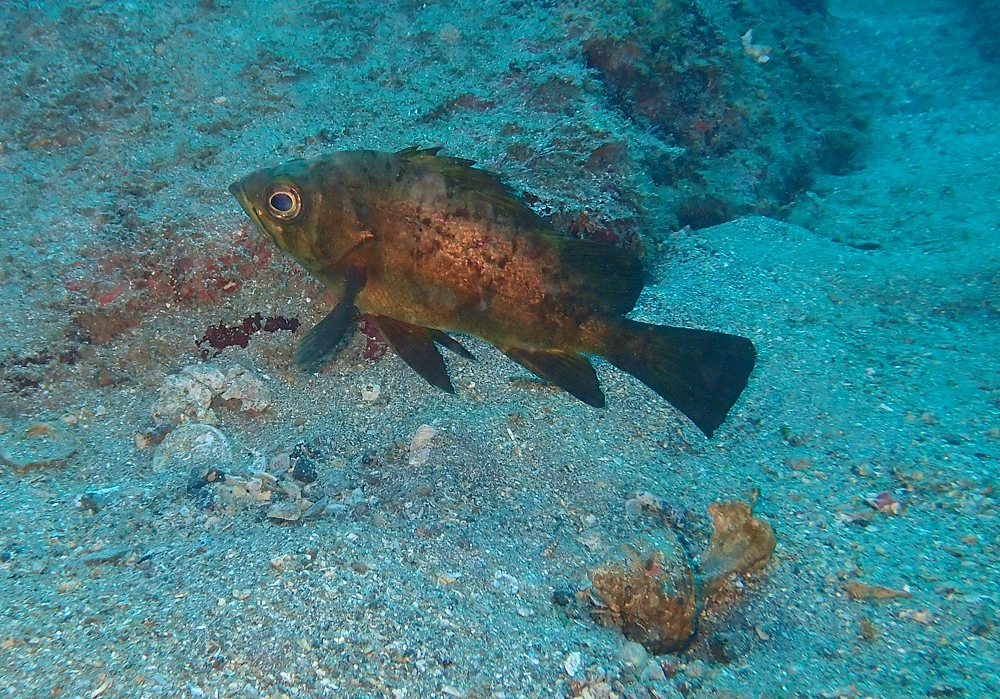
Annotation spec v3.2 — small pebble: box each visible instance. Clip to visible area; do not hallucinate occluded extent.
[624,498,643,518]
[564,651,582,677]
[493,570,520,595]
[641,662,665,682]
[617,641,649,669]
[268,453,291,474]
[267,502,301,522]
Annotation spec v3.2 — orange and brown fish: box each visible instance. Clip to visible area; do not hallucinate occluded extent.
[230,147,755,437]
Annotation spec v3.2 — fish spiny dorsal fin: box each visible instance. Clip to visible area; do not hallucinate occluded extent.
[398,147,544,229]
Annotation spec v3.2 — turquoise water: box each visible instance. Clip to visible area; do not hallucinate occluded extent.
[1,1,998,697]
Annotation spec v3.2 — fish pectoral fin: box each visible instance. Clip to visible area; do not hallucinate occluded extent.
[501,347,605,408]
[429,330,475,360]
[371,316,456,394]
[293,267,365,371]
[293,302,358,371]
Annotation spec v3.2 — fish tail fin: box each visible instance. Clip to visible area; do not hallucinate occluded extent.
[605,320,756,438]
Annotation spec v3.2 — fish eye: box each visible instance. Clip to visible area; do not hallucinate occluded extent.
[266,186,302,220]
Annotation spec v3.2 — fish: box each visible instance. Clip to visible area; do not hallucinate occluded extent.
[229,147,756,437]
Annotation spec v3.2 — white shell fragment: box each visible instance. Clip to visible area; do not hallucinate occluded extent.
[407,424,438,466]
[564,651,582,678]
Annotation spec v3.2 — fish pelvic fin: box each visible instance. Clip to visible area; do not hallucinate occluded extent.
[606,321,756,438]
[429,330,475,360]
[502,347,605,408]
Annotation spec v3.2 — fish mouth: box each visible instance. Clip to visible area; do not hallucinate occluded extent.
[229,180,266,231]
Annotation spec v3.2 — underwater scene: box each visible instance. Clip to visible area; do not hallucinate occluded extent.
[1,0,998,697]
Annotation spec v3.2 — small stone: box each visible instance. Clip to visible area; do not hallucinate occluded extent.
[493,569,520,595]
[0,422,77,472]
[640,662,665,682]
[300,496,329,520]
[624,498,643,519]
[844,580,911,601]
[290,444,318,483]
[152,423,234,475]
[150,364,270,424]
[80,546,128,567]
[408,424,437,466]
[279,481,302,501]
[268,453,291,474]
[563,651,582,678]
[617,641,649,669]
[267,502,301,522]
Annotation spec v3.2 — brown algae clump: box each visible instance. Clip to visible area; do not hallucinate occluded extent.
[589,529,698,654]
[588,500,775,653]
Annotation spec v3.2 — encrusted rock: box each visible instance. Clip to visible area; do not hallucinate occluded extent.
[589,499,776,654]
[150,364,270,424]
[151,423,234,474]
[589,527,697,654]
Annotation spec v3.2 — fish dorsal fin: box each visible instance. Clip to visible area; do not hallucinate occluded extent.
[549,235,644,315]
[370,315,456,393]
[502,347,605,408]
[397,147,545,229]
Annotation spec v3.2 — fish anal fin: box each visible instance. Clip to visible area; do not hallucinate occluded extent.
[371,316,455,394]
[502,347,605,408]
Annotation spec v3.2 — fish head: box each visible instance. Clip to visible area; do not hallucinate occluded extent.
[230,154,379,280]
[229,159,322,269]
